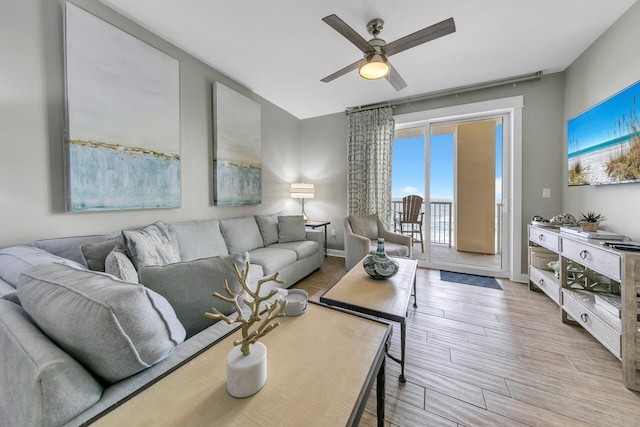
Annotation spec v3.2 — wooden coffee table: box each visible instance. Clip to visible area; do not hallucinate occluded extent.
[90,303,391,427]
[320,257,418,382]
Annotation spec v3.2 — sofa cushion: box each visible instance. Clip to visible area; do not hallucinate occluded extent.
[0,246,85,288]
[248,247,297,276]
[17,263,186,384]
[0,278,19,304]
[123,221,181,269]
[169,219,229,261]
[32,232,120,267]
[277,215,306,243]
[81,235,125,271]
[255,213,280,246]
[220,217,264,253]
[269,240,319,260]
[0,300,103,427]
[349,214,379,240]
[138,252,249,338]
[105,245,139,283]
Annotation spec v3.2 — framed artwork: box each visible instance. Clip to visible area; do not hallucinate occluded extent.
[64,2,181,211]
[212,81,262,205]
[568,79,640,186]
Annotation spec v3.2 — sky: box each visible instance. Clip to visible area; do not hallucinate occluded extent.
[392,126,503,202]
[567,80,639,154]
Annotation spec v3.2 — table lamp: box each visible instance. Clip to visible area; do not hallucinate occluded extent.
[289,182,314,222]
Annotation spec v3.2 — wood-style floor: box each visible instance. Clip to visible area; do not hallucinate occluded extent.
[292,257,640,426]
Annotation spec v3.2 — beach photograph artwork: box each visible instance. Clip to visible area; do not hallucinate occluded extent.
[64,2,181,211]
[212,82,262,206]
[568,80,640,186]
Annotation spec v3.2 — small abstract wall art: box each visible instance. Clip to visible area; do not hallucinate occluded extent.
[64,2,181,211]
[568,79,640,186]
[213,82,262,205]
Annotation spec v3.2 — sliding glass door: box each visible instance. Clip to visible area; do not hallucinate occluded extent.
[393,111,512,278]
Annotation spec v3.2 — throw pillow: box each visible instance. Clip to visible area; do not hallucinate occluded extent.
[138,252,249,338]
[81,235,125,271]
[219,217,264,253]
[17,262,186,384]
[277,215,306,243]
[255,213,280,246]
[105,245,139,283]
[349,214,379,240]
[123,221,181,270]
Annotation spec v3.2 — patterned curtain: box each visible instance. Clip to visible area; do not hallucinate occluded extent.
[346,107,395,225]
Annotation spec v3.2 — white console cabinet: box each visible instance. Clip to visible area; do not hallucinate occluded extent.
[528,225,640,390]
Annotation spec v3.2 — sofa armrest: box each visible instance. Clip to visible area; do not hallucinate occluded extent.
[305,230,323,244]
[0,300,103,427]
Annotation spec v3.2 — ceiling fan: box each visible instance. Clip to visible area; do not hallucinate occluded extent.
[320,14,456,91]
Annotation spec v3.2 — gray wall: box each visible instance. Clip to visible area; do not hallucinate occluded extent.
[563,2,640,240]
[301,74,566,276]
[0,0,302,248]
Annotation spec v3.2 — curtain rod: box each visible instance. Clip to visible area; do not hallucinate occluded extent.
[346,71,543,114]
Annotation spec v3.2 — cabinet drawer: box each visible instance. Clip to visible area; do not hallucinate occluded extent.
[529,266,561,305]
[562,290,621,358]
[561,238,621,280]
[529,227,559,252]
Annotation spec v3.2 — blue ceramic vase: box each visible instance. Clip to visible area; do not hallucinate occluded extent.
[363,238,399,280]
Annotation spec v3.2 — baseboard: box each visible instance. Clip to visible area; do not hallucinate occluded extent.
[326,249,344,258]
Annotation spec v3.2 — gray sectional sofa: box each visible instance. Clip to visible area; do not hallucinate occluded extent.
[0,213,323,426]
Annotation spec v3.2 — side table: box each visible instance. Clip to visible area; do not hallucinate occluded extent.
[305,220,330,256]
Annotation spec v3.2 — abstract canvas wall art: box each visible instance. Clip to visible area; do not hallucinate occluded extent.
[64,2,180,211]
[212,82,262,206]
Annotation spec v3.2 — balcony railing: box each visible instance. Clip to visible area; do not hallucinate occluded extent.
[391,199,452,247]
[391,199,502,252]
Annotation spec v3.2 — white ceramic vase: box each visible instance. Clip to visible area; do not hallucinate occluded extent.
[226,342,267,398]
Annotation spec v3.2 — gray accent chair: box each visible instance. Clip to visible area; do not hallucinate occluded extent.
[344,214,412,271]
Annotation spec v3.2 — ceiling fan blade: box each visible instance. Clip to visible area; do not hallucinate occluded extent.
[384,17,456,57]
[320,59,361,83]
[386,63,407,91]
[322,14,372,54]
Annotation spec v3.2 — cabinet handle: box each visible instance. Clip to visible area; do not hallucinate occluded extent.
[579,250,588,260]
[580,313,589,323]
[538,234,544,242]
[538,279,545,286]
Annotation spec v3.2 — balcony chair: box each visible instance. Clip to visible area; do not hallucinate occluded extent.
[343,214,412,272]
[393,195,425,253]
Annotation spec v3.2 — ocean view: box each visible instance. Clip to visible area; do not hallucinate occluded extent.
[568,133,634,159]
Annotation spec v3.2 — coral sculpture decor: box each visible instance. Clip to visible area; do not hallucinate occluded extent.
[205,261,287,356]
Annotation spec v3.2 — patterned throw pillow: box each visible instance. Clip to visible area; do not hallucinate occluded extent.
[123,221,181,270]
[105,245,139,283]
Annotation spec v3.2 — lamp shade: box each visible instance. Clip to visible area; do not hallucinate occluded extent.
[289,182,315,199]
[359,53,390,80]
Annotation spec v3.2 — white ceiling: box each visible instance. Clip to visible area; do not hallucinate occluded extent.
[99,0,637,120]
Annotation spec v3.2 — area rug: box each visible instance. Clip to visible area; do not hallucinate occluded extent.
[440,271,502,290]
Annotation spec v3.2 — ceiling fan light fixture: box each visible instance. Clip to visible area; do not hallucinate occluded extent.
[359,53,389,80]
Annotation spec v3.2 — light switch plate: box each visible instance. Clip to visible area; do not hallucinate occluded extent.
[542,188,551,198]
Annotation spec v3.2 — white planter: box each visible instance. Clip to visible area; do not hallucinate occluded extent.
[226,342,267,398]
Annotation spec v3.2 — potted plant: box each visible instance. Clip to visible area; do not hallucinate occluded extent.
[578,211,606,232]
